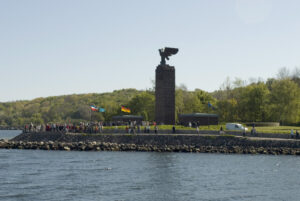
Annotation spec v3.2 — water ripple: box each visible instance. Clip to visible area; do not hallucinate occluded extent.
[0,148,299,200]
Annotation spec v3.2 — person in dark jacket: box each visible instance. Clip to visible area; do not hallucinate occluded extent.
[172,125,176,134]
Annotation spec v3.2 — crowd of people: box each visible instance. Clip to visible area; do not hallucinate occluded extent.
[23,122,105,134]
[117,121,158,134]
[23,122,300,139]
[23,121,157,134]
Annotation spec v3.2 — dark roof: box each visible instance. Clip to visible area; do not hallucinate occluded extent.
[179,113,218,118]
[112,115,143,120]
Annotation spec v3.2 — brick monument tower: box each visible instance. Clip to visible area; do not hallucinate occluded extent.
[155,47,178,125]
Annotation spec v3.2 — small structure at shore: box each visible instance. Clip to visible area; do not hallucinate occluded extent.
[179,113,218,126]
[112,115,143,125]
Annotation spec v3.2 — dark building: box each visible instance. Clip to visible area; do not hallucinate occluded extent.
[112,115,143,125]
[179,113,219,126]
[155,64,175,125]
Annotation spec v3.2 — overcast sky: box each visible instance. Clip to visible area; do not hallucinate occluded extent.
[1,0,300,102]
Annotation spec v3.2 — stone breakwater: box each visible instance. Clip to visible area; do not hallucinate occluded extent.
[1,140,300,155]
[1,132,300,155]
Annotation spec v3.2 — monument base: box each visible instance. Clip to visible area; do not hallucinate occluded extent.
[155,64,175,125]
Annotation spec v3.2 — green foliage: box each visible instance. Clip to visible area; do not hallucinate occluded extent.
[1,75,300,127]
[268,79,300,124]
[127,92,155,121]
[0,89,141,126]
[238,83,270,122]
[175,88,216,122]
[214,77,300,125]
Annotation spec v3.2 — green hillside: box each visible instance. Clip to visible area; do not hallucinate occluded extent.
[0,88,216,127]
[1,76,300,127]
[0,89,141,127]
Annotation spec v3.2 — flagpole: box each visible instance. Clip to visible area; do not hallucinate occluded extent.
[90,108,92,123]
[90,104,94,123]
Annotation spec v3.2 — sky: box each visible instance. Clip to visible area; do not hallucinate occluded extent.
[1,0,300,102]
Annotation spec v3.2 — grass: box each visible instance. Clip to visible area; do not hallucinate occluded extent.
[103,124,300,134]
[254,126,300,134]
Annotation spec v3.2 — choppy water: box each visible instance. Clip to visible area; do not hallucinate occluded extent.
[1,131,300,201]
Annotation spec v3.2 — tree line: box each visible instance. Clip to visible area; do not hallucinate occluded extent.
[0,68,299,127]
[213,67,300,125]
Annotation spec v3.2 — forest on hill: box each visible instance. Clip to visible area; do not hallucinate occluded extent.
[1,68,300,127]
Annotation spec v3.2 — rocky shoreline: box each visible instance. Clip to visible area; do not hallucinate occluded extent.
[1,132,300,155]
[1,139,300,155]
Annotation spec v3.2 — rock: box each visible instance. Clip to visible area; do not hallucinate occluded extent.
[31,144,38,149]
[63,146,70,151]
[51,144,58,150]
[43,145,50,150]
[2,132,300,155]
[86,145,94,151]
[79,146,86,151]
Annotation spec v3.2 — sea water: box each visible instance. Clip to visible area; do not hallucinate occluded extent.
[0,130,300,201]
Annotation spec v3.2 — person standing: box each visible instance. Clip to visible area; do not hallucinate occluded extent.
[29,122,33,132]
[243,127,246,137]
[291,129,294,139]
[137,125,141,133]
[219,126,223,135]
[24,124,28,133]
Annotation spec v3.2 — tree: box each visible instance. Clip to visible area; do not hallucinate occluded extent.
[78,105,91,121]
[269,79,300,124]
[277,67,290,80]
[238,83,270,122]
[127,92,155,121]
[217,98,238,122]
[194,89,216,113]
[291,67,300,87]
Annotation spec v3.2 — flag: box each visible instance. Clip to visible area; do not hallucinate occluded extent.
[99,108,105,112]
[208,102,212,108]
[208,102,216,110]
[121,105,131,113]
[90,105,98,111]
